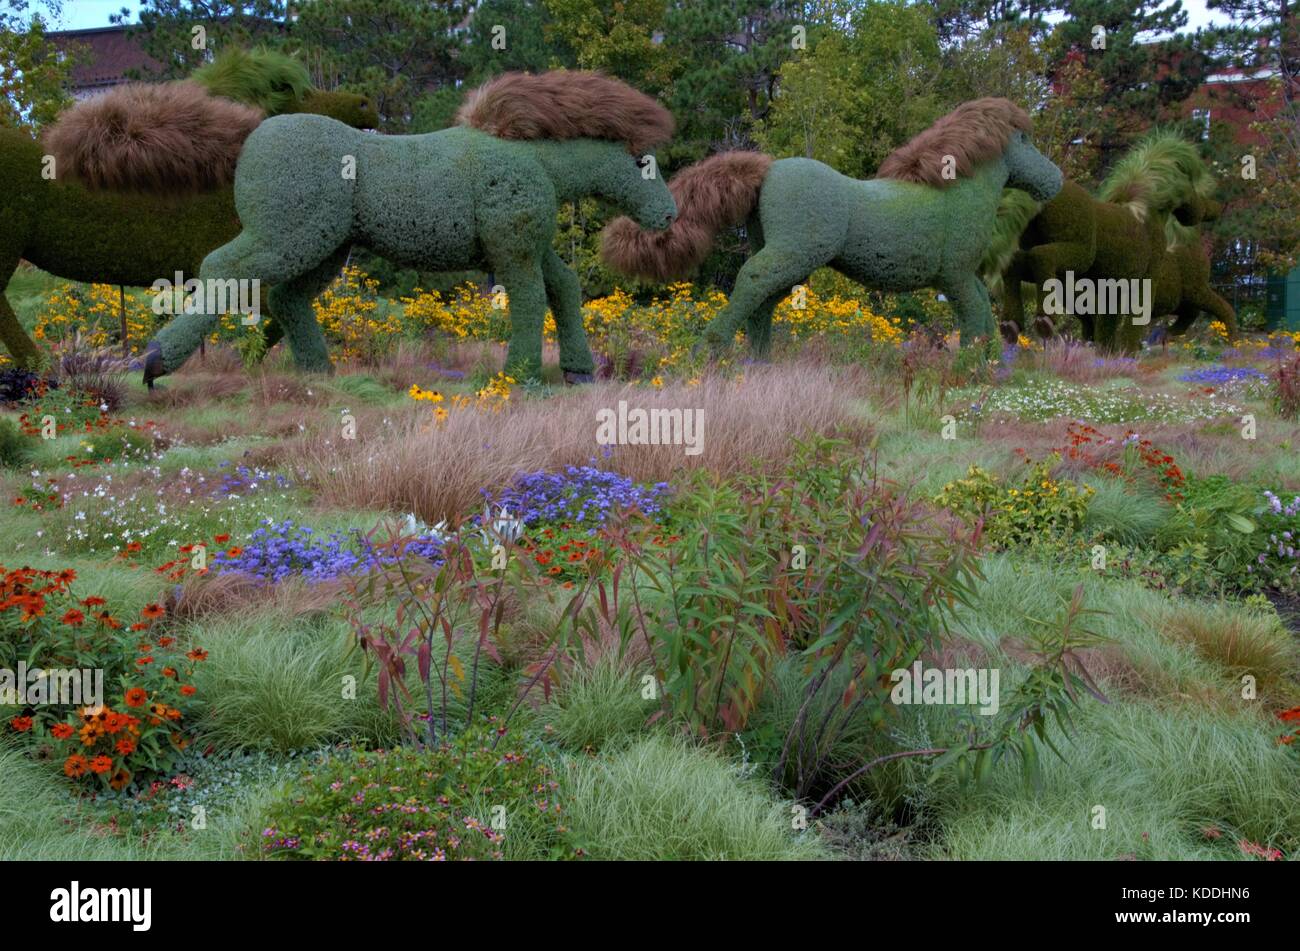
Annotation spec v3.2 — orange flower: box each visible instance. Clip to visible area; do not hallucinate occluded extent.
[56,569,76,584]
[226,547,243,557]
[61,609,85,626]
[180,684,196,697]
[115,738,136,755]
[63,754,89,777]
[157,636,174,648]
[89,755,113,774]
[129,622,149,632]
[9,715,33,732]
[80,596,106,607]
[124,687,147,708]
[141,603,165,620]
[186,648,208,662]
[50,722,74,740]
[162,667,177,679]
[109,768,131,791]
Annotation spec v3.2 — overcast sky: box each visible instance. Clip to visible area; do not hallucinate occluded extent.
[52,0,1235,33]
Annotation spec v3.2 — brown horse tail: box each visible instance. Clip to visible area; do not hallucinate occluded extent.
[601,151,773,281]
[41,81,264,192]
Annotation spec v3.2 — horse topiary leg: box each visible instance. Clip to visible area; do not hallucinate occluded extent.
[495,259,549,381]
[943,273,996,347]
[1189,284,1237,338]
[540,248,594,379]
[266,251,347,373]
[702,246,810,355]
[0,258,42,369]
[146,232,309,381]
[744,291,784,359]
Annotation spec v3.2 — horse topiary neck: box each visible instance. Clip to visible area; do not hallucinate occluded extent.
[520,139,634,202]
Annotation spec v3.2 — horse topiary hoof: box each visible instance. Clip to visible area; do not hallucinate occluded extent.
[142,342,166,390]
[563,371,594,385]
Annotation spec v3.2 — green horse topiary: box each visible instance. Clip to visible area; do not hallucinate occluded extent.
[983,131,1234,352]
[600,98,1062,353]
[142,71,677,385]
[0,49,377,368]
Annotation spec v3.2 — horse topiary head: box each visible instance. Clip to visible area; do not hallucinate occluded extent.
[877,97,1062,202]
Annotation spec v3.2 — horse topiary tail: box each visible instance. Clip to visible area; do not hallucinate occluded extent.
[600,151,773,281]
[191,47,313,115]
[979,187,1043,293]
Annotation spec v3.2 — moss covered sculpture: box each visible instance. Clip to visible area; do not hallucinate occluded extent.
[142,71,677,385]
[601,98,1062,352]
[0,49,377,368]
[983,131,1234,352]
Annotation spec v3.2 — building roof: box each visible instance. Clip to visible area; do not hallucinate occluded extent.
[48,26,164,92]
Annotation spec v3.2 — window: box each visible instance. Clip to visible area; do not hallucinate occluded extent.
[1191,108,1211,140]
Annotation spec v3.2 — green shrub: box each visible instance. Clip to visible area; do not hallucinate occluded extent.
[563,734,824,860]
[259,723,576,860]
[933,459,1093,548]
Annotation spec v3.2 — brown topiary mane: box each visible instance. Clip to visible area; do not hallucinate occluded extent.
[42,81,264,192]
[877,98,1031,187]
[455,70,674,154]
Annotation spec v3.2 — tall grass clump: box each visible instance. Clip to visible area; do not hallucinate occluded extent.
[306,362,868,523]
[536,656,655,751]
[563,734,825,860]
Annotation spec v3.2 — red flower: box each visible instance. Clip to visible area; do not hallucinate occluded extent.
[141,603,165,620]
[63,754,89,778]
[50,723,74,740]
[80,596,106,607]
[180,684,196,697]
[61,609,85,626]
[115,738,136,755]
[214,534,230,544]
[124,687,147,708]
[88,755,113,775]
[9,715,33,732]
[1277,706,1300,723]
[186,648,208,662]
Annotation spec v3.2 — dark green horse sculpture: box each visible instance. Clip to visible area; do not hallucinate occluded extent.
[984,132,1235,352]
[0,49,376,368]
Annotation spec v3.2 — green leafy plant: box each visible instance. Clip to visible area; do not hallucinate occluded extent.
[934,459,1094,548]
[258,722,577,861]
